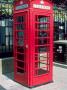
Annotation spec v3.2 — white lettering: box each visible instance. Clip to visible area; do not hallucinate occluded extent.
[33,4,50,10]
[16,4,28,10]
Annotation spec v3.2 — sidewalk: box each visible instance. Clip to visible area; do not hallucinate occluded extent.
[0,66,67,90]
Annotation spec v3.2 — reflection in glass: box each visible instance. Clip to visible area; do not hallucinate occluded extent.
[38,39,47,45]
[17,47,24,53]
[6,19,9,26]
[38,24,49,30]
[39,46,47,52]
[17,53,24,60]
[0,2,13,16]
[9,9,12,15]
[17,32,24,37]
[18,39,24,46]
[17,16,24,22]
[10,36,12,45]
[6,27,9,35]
[17,61,24,68]
[37,16,49,22]
[2,20,5,26]
[35,15,50,75]
[9,19,13,26]
[9,27,12,35]
[17,24,24,30]
[39,31,48,37]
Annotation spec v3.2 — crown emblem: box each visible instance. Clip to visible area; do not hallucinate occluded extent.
[20,1,23,4]
[40,0,44,4]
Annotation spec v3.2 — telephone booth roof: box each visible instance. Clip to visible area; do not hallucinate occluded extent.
[14,0,53,13]
[14,0,52,2]
[14,0,53,5]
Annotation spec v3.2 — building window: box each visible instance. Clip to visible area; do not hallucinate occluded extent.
[0,1,13,58]
[54,8,67,40]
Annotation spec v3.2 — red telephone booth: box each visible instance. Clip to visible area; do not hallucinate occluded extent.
[13,0,53,87]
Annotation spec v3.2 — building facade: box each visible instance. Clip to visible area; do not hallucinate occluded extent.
[0,0,13,58]
[0,0,67,65]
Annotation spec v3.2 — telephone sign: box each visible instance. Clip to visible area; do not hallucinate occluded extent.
[16,4,28,10]
[33,4,50,10]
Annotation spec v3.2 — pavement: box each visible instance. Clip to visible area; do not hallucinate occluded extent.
[0,66,67,90]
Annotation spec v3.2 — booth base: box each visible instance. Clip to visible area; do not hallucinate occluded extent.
[15,79,53,88]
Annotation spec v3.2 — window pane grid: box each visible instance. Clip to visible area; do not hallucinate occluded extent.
[34,15,50,76]
[0,2,13,58]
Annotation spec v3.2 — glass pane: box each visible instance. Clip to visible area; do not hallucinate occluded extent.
[37,16,49,22]
[5,4,9,9]
[10,36,12,45]
[6,27,9,35]
[35,15,50,75]
[17,54,24,60]
[9,27,12,35]
[9,4,13,9]
[0,21,2,26]
[2,20,5,26]
[17,68,24,73]
[17,47,24,53]
[9,19,13,26]
[38,39,47,45]
[39,46,48,52]
[17,39,24,46]
[0,27,5,45]
[6,19,9,26]
[9,9,12,15]
[0,4,1,9]
[17,32,24,37]
[35,52,49,75]
[17,61,24,68]
[6,37,9,46]
[0,4,2,15]
[39,53,49,60]
[38,24,49,30]
[39,31,48,37]
[36,16,49,30]
[17,16,24,22]
[17,24,24,30]
[8,0,14,3]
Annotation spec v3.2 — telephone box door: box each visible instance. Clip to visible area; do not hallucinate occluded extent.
[14,12,28,85]
[30,12,53,86]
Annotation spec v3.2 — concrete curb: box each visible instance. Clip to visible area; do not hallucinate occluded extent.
[54,62,67,69]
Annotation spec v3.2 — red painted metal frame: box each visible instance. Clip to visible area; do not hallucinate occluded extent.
[13,0,54,87]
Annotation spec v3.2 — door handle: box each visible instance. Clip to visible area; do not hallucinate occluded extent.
[26,44,28,49]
